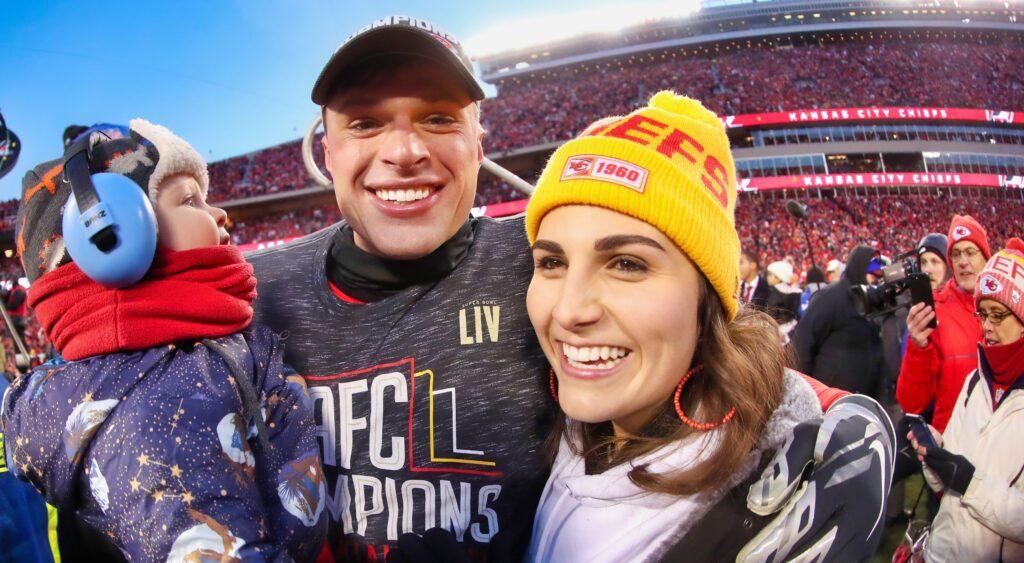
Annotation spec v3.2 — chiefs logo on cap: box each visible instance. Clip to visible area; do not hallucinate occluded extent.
[1013,290,1021,304]
[980,275,1002,295]
[952,225,972,241]
[564,156,594,177]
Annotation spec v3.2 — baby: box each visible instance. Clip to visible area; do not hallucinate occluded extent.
[2,120,326,561]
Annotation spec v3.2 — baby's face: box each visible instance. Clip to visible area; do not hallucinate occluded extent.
[154,174,229,251]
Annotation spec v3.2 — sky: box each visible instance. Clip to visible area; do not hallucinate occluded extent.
[2,0,697,201]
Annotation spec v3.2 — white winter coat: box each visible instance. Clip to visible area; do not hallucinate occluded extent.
[924,351,1024,562]
[526,371,822,563]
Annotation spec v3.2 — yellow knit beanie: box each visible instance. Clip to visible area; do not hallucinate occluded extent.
[526,91,741,319]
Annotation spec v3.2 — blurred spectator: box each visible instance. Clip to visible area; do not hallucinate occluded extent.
[897,215,991,432]
[739,249,770,309]
[793,245,884,395]
[826,259,844,283]
[800,266,827,317]
[2,281,27,341]
[917,233,950,291]
[765,260,801,336]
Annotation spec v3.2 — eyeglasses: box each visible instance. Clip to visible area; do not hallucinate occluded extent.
[950,248,982,261]
[975,310,1014,325]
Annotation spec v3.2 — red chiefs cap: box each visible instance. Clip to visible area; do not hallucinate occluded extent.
[947,214,991,269]
[311,15,485,105]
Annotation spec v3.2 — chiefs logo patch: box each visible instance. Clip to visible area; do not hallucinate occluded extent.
[563,156,594,177]
[980,275,1002,295]
[560,154,649,193]
[952,225,972,241]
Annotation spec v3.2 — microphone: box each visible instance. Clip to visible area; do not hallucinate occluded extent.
[784,200,817,269]
[785,200,808,220]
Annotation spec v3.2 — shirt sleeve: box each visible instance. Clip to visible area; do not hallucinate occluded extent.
[896,339,940,415]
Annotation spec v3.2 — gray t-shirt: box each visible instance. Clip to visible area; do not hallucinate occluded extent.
[248,215,551,560]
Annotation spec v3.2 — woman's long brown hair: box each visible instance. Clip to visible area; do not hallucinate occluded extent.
[544,276,788,496]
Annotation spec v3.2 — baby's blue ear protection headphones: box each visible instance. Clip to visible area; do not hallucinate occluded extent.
[61,135,158,288]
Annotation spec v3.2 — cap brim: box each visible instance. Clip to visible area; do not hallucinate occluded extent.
[312,26,485,105]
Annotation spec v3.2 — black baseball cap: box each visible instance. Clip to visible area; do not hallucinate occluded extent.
[311,15,485,105]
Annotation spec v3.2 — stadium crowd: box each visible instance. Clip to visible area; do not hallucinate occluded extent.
[736,193,1024,273]
[482,38,1024,152]
[0,199,17,232]
[31,38,1007,206]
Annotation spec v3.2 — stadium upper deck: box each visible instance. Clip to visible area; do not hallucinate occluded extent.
[474,0,1022,80]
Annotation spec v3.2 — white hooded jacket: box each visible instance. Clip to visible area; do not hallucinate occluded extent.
[924,348,1024,562]
[526,371,822,562]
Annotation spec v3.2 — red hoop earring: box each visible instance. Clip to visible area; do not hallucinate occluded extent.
[673,364,737,431]
[549,368,559,403]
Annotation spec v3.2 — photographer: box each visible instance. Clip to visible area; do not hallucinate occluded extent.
[897,216,989,433]
[793,245,883,395]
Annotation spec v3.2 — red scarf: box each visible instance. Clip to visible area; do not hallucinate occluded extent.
[31,246,256,361]
[982,337,1024,399]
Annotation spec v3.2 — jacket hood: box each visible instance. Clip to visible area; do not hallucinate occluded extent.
[845,246,877,286]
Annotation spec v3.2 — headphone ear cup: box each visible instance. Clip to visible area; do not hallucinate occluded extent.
[62,173,158,288]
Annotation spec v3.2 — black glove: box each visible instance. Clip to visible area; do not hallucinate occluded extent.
[923,446,975,495]
[386,529,472,563]
[741,394,896,562]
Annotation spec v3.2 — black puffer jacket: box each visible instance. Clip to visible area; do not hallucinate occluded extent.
[792,246,883,395]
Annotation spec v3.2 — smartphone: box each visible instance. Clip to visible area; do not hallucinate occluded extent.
[908,273,937,329]
[906,413,938,450]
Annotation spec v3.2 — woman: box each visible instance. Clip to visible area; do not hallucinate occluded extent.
[910,238,1024,562]
[523,92,827,562]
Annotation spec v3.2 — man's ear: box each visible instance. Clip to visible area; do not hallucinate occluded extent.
[476,127,486,167]
[321,133,333,176]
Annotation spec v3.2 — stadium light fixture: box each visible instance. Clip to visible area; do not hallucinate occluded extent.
[465,0,702,58]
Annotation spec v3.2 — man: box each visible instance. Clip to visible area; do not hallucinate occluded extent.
[249,17,549,561]
[826,258,844,283]
[739,249,769,309]
[249,16,894,562]
[764,260,800,336]
[897,215,989,433]
[1,281,27,342]
[799,266,827,318]
[916,233,949,291]
[793,245,884,395]
[866,254,886,285]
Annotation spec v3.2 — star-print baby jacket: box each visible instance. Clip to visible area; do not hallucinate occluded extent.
[1,326,327,562]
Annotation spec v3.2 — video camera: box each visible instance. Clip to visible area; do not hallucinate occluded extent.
[851,251,919,316]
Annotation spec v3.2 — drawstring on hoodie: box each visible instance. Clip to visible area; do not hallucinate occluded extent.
[202,339,272,452]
